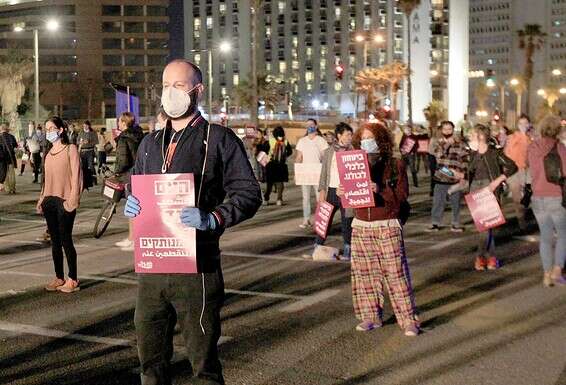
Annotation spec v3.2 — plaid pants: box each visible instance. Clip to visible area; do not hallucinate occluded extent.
[351,221,419,329]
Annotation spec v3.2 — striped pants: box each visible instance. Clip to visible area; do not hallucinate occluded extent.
[351,221,419,329]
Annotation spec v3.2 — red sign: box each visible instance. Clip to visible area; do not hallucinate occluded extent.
[131,173,197,274]
[401,138,416,155]
[336,150,375,209]
[314,201,334,239]
[417,139,429,153]
[464,187,506,232]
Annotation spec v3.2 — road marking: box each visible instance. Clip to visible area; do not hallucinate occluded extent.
[0,321,232,348]
[223,251,351,264]
[0,270,308,300]
[513,235,540,243]
[280,289,342,312]
[0,320,132,347]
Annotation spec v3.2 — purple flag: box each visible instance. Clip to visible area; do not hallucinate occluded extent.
[115,89,140,123]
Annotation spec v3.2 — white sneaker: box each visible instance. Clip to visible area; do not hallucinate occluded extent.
[121,244,134,252]
[115,238,132,248]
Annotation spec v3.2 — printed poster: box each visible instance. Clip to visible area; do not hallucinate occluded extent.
[464,187,506,232]
[314,201,334,239]
[294,163,322,186]
[336,150,375,209]
[401,138,416,155]
[131,173,197,273]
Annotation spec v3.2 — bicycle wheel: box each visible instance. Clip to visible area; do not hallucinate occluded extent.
[93,200,117,239]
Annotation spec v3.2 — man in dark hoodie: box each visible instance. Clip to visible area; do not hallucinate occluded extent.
[123,60,262,385]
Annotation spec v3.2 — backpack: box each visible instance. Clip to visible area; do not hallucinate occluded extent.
[387,158,411,225]
[543,143,563,185]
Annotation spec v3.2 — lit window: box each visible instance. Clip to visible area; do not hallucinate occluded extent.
[233,74,239,85]
[350,55,355,65]
[306,71,313,82]
[221,87,227,96]
[207,16,213,29]
[320,60,326,70]
[194,18,201,28]
[278,1,285,12]
[266,26,271,36]
[195,53,201,65]
[292,60,299,70]
[266,62,272,71]
[279,61,286,73]
[307,83,313,90]
[335,82,342,91]
[220,3,226,13]
[293,36,298,47]
[335,7,341,18]
[364,16,371,30]
[306,47,312,57]
[321,46,327,56]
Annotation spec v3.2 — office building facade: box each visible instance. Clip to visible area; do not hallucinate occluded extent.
[0,0,171,120]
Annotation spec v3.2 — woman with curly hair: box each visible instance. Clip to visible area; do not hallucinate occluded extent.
[340,122,419,336]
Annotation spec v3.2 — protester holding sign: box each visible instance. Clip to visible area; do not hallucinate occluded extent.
[467,124,518,271]
[527,115,566,287]
[399,125,419,188]
[36,117,83,293]
[426,121,469,232]
[340,122,419,336]
[264,126,292,206]
[123,60,262,385]
[308,122,354,260]
[295,118,329,228]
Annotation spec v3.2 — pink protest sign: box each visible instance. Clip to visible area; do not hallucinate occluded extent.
[256,151,268,167]
[417,139,429,153]
[464,187,506,232]
[314,201,334,239]
[131,173,197,274]
[400,138,416,155]
[336,150,375,209]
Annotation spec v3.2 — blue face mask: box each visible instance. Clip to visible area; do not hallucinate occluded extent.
[307,126,317,134]
[46,131,60,143]
[360,138,379,154]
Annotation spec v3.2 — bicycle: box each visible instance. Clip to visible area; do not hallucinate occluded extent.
[92,173,126,239]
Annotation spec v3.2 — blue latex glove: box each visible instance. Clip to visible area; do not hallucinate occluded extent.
[124,195,141,218]
[180,207,217,231]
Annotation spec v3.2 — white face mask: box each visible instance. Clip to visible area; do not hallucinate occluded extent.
[468,140,479,152]
[161,84,199,119]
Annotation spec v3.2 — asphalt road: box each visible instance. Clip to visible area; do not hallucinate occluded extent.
[0,170,565,385]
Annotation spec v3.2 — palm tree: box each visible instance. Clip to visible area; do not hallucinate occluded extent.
[518,24,547,116]
[231,74,285,114]
[398,0,421,125]
[423,100,446,135]
[0,52,33,139]
[355,62,409,123]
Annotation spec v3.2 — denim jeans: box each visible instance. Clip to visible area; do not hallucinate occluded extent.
[301,185,318,222]
[531,197,566,271]
[134,271,225,385]
[315,187,353,246]
[431,183,462,227]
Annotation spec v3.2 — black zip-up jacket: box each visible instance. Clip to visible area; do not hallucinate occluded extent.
[130,117,262,273]
[115,128,144,175]
[468,145,518,193]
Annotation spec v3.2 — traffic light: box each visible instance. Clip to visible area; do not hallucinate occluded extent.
[335,64,344,80]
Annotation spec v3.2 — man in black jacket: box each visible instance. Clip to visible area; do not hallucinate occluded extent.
[123,60,262,385]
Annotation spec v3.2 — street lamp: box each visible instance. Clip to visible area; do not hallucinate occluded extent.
[552,68,562,77]
[430,69,439,77]
[13,19,59,126]
[188,40,232,121]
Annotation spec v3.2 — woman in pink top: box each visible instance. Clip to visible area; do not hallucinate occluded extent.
[36,117,83,293]
[527,115,566,287]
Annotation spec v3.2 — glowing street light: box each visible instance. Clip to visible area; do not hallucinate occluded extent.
[486,78,496,88]
[552,68,562,76]
[13,25,24,32]
[560,87,566,95]
[46,19,59,31]
[311,99,320,109]
[219,41,231,53]
[510,78,519,86]
[373,34,384,43]
[355,34,365,42]
[537,89,546,96]
[430,69,439,77]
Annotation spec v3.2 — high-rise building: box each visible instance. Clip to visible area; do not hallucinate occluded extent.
[0,0,171,120]
[182,0,407,115]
